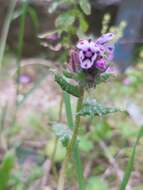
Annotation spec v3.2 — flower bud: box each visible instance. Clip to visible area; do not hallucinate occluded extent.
[68,49,80,72]
[95,59,107,72]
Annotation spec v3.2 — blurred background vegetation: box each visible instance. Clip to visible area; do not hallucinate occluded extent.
[0,0,143,190]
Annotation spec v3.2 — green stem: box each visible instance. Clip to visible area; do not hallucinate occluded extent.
[16,1,28,106]
[0,0,17,69]
[57,88,84,190]
[11,1,28,127]
[63,91,85,190]
[51,97,63,178]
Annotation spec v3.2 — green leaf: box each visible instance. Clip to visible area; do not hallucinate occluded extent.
[63,92,74,129]
[28,7,39,30]
[95,121,112,140]
[78,12,89,32]
[63,71,77,80]
[26,167,43,186]
[0,151,15,190]
[53,123,73,146]
[119,126,143,190]
[45,140,66,162]
[78,99,124,117]
[79,137,94,152]
[86,176,109,190]
[55,74,81,97]
[79,0,91,15]
[55,12,75,30]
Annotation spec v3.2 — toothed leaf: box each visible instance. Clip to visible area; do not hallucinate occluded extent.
[78,99,124,117]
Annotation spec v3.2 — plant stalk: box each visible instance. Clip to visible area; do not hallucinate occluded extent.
[51,97,63,179]
[57,88,84,190]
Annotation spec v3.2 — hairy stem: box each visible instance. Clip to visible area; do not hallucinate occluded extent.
[57,88,84,190]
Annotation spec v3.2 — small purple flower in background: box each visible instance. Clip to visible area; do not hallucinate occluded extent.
[19,74,32,85]
[38,31,60,41]
[69,33,115,73]
[123,77,132,86]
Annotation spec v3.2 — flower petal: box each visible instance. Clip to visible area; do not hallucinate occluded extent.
[95,59,107,71]
[105,44,114,53]
[91,53,97,64]
[80,59,94,69]
[89,41,99,52]
[104,45,114,61]
[76,40,89,51]
[79,51,84,61]
[69,49,80,72]
[96,33,114,45]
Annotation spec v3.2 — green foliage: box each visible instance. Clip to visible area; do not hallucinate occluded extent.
[86,177,109,190]
[63,92,74,129]
[25,167,43,186]
[55,12,75,31]
[63,92,85,190]
[53,123,73,146]
[0,151,15,190]
[78,99,123,117]
[55,74,81,97]
[28,7,39,30]
[79,0,91,15]
[93,121,112,140]
[78,12,89,33]
[0,0,17,68]
[119,126,143,190]
[45,140,66,162]
[79,136,94,152]
[9,165,43,190]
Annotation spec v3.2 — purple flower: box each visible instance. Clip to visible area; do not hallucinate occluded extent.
[69,49,80,72]
[75,33,115,71]
[67,33,116,88]
[95,33,114,45]
[19,74,32,84]
[123,78,132,86]
[95,59,107,71]
[76,39,99,69]
[68,32,115,76]
[38,32,60,41]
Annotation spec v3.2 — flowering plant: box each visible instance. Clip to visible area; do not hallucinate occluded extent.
[54,33,125,190]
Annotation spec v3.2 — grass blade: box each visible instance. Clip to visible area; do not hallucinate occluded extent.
[0,0,17,69]
[119,126,143,190]
[63,92,85,190]
[63,92,74,129]
[16,1,28,105]
[0,151,15,190]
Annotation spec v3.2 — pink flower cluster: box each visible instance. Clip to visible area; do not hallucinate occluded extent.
[69,33,115,72]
